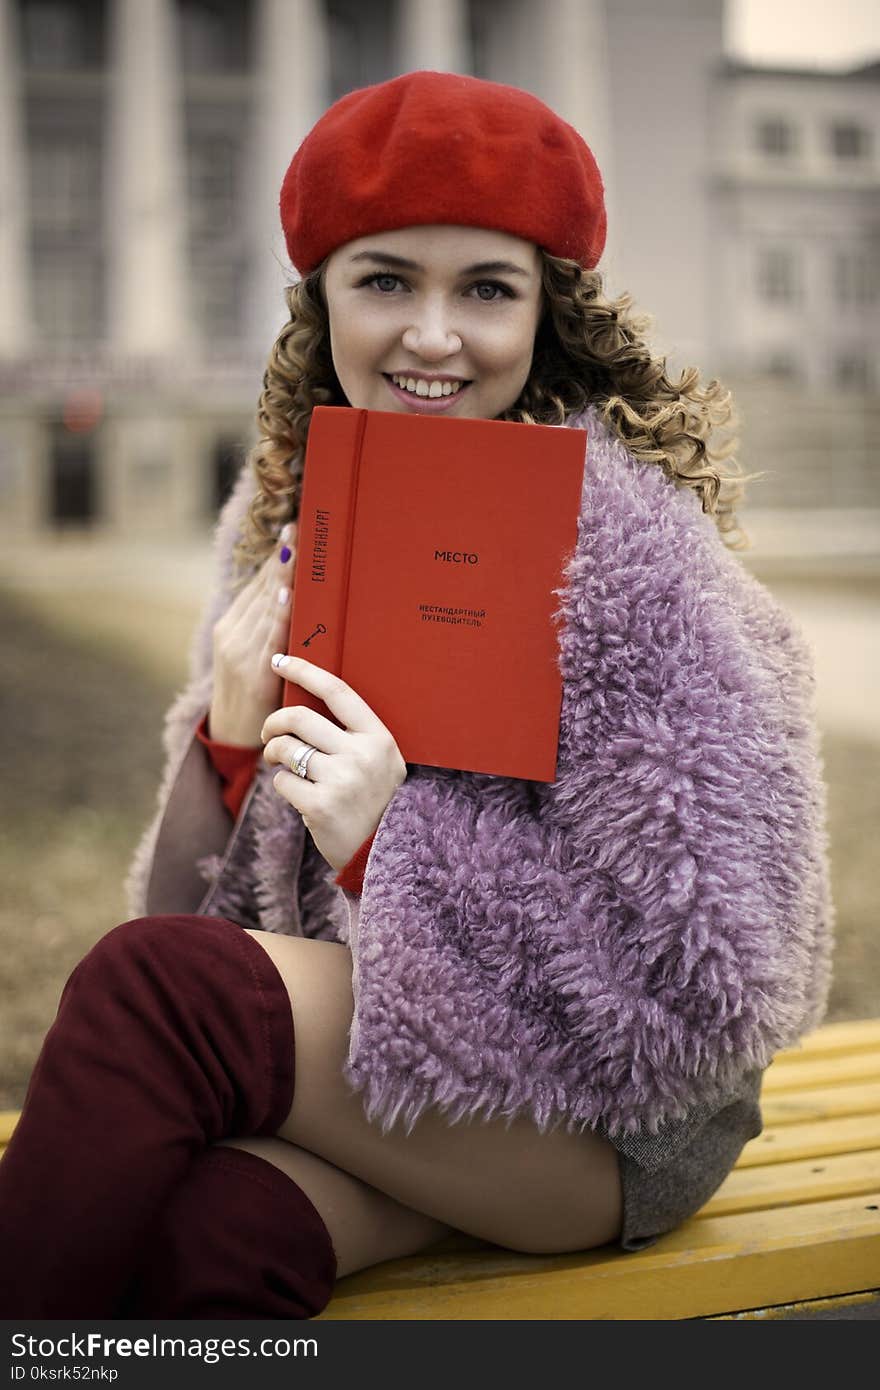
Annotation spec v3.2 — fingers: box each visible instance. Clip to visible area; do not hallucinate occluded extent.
[247,523,299,635]
[263,733,330,781]
[262,521,297,601]
[262,704,348,756]
[246,521,298,606]
[265,523,297,636]
[262,656,391,739]
[272,520,297,578]
[220,520,297,624]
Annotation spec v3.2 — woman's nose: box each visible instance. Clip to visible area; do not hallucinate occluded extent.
[401,309,462,359]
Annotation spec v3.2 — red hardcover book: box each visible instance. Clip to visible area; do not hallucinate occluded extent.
[283,405,586,782]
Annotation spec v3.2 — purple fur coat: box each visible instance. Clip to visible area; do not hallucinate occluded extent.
[126,405,834,1142]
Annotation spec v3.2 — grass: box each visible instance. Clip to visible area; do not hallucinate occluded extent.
[1,585,878,1110]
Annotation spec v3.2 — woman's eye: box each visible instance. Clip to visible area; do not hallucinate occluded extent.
[356,273,403,293]
[357,273,513,301]
[472,281,512,302]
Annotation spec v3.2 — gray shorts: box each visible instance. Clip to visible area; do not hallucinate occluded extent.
[611,1071,765,1252]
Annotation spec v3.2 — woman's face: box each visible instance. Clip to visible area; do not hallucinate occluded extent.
[322,225,544,420]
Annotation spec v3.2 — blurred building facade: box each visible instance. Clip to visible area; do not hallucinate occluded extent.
[711,57,880,507]
[0,0,877,536]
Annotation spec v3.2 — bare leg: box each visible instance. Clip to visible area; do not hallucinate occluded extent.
[219,1135,454,1279]
[241,932,624,1258]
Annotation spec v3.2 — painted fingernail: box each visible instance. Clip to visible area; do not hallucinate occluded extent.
[277,586,290,607]
[271,653,289,669]
[280,545,292,563]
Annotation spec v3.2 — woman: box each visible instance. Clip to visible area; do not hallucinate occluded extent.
[0,71,833,1319]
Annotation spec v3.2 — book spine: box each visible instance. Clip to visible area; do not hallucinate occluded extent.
[283,408,365,721]
[336,409,370,681]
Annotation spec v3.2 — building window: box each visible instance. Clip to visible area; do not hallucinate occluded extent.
[30,136,102,242]
[188,134,239,243]
[211,436,244,515]
[757,246,800,305]
[760,352,801,383]
[834,353,873,391]
[18,0,105,69]
[48,418,98,525]
[191,263,243,345]
[327,0,397,100]
[830,122,872,160]
[469,0,492,80]
[177,0,251,73]
[834,248,879,307]
[755,116,796,157]
[32,251,103,343]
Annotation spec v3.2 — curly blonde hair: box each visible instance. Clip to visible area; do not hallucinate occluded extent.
[233,250,760,579]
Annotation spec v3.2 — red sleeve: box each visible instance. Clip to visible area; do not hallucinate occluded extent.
[195,713,261,822]
[334,833,375,896]
[198,710,375,889]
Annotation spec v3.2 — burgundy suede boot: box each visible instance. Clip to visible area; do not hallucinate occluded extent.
[118,1146,338,1319]
[0,916,296,1318]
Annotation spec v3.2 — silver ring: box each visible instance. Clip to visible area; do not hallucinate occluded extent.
[291,743,318,780]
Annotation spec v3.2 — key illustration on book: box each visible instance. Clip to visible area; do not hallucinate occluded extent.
[302,622,327,647]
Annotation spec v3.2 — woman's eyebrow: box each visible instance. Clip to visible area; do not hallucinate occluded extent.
[347,250,531,277]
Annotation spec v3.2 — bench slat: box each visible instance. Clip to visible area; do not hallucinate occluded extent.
[762,1052,879,1093]
[774,1019,880,1061]
[698,1149,880,1218]
[316,1192,880,1320]
[737,1113,880,1167]
[762,1081,880,1126]
[708,1290,880,1320]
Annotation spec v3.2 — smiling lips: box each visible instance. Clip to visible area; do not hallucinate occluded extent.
[387,373,468,398]
[383,373,471,413]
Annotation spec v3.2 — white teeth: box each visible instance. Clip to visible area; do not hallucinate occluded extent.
[392,374,463,398]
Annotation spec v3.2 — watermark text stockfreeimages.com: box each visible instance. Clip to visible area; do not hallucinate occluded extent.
[10,1332,317,1369]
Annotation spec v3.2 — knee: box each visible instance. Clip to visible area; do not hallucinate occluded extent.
[61,915,245,1000]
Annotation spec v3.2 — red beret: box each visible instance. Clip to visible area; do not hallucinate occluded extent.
[280,70,606,275]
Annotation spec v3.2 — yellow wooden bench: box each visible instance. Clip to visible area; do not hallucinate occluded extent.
[2,1017,878,1319]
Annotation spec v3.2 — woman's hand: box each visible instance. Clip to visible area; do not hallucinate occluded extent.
[261,655,407,873]
[208,523,298,746]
